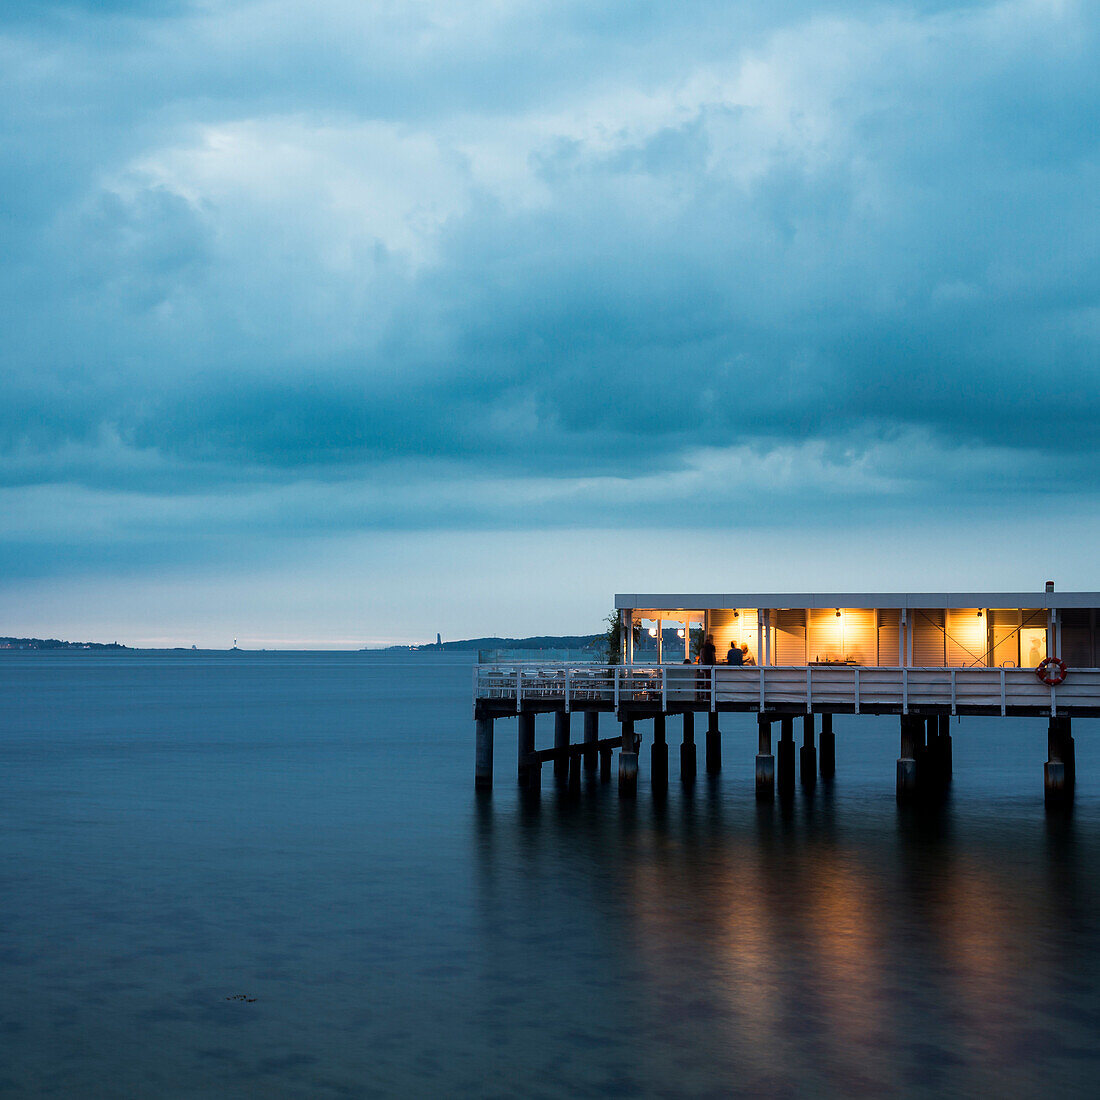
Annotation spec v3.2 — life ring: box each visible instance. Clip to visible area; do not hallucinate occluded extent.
[1036,657,1067,686]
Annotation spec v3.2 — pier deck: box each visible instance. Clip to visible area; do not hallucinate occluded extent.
[474,663,1100,719]
[473,663,1094,806]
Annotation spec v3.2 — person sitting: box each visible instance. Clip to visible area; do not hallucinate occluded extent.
[726,642,744,666]
[741,643,756,666]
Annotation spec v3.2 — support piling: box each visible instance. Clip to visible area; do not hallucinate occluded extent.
[938,714,952,782]
[706,711,722,774]
[1045,716,1074,809]
[681,712,697,783]
[475,716,494,790]
[554,711,570,780]
[820,713,835,779]
[897,714,921,802]
[800,714,816,788]
[777,716,795,797]
[652,713,669,789]
[517,712,536,788]
[583,711,599,773]
[756,714,774,801]
[619,717,638,797]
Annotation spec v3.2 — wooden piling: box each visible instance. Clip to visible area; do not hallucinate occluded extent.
[651,713,669,789]
[756,714,775,801]
[681,711,697,783]
[554,711,570,780]
[921,715,937,788]
[1046,716,1074,808]
[583,711,599,773]
[567,748,582,796]
[820,713,835,778]
[706,711,722,774]
[938,714,952,782]
[800,714,816,788]
[619,717,638,797]
[777,716,795,797]
[599,747,612,782]
[518,712,536,788]
[897,714,921,802]
[475,716,494,790]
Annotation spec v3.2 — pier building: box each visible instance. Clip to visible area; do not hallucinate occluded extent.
[473,585,1100,807]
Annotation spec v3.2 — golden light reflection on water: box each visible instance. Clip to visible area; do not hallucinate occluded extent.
[613,808,1069,1095]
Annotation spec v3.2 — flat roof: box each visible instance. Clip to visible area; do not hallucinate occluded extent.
[616,592,1100,611]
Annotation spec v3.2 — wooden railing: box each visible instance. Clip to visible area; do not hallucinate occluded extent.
[475,664,1100,716]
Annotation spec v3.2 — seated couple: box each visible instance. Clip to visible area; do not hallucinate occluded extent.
[725,643,755,666]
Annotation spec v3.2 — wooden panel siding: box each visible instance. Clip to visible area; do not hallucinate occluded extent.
[912,610,946,666]
[1061,609,1093,667]
[808,608,843,663]
[843,609,877,664]
[945,608,988,667]
[878,609,901,665]
[774,610,806,665]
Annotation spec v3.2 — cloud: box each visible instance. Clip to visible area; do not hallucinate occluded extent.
[1,0,1099,588]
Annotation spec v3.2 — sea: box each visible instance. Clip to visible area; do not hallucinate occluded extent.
[1,650,1099,1098]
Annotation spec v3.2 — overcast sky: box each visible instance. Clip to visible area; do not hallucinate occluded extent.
[1,0,1098,647]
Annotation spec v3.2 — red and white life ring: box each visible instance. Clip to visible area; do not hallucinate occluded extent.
[1036,656,1067,686]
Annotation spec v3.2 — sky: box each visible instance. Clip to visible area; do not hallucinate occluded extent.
[1,0,1098,648]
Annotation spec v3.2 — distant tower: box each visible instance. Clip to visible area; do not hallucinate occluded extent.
[436,633,442,647]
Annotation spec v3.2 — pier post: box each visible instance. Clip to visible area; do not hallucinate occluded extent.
[599,747,612,782]
[681,712,697,783]
[756,714,774,801]
[820,713,835,779]
[706,711,722,774]
[1045,716,1074,808]
[938,714,952,782]
[554,711,570,780]
[777,716,795,797]
[475,716,494,790]
[652,713,669,789]
[922,715,938,788]
[583,712,599,773]
[518,712,536,788]
[897,714,921,802]
[619,717,638,797]
[800,714,816,788]
[567,748,582,796]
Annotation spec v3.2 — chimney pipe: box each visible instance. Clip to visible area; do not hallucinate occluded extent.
[1045,580,1055,593]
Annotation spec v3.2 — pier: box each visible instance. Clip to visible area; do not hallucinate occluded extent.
[473,588,1099,807]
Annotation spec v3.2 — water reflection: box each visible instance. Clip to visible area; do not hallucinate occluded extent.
[473,783,1100,1095]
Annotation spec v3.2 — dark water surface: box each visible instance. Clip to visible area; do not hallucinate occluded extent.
[2,651,1099,1097]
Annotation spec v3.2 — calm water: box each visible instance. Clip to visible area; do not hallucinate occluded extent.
[2,651,1099,1097]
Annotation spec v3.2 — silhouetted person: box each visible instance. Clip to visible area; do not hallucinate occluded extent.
[726,642,744,665]
[700,635,716,665]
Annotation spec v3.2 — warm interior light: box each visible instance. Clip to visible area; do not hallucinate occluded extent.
[648,627,657,637]
[677,629,685,638]
[733,610,739,618]
[836,608,842,617]
[977,609,983,617]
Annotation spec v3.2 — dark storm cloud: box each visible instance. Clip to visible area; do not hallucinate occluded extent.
[2,0,1099,573]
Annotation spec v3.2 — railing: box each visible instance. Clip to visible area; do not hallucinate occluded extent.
[475,664,1100,716]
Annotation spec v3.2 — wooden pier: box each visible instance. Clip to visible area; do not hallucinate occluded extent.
[473,588,1100,807]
